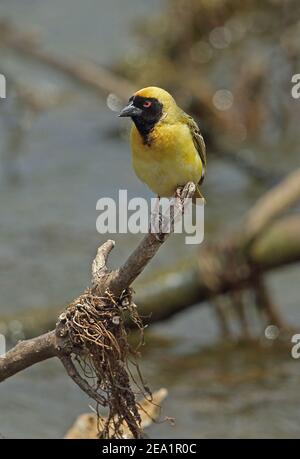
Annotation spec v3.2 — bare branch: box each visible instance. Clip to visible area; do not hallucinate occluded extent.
[0,331,56,383]
[101,182,196,297]
[0,183,194,385]
[91,239,115,288]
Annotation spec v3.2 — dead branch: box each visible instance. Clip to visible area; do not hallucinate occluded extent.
[0,331,56,383]
[0,183,195,438]
[92,183,195,298]
[1,213,300,340]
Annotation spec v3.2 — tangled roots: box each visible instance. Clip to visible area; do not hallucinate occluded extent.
[57,288,151,439]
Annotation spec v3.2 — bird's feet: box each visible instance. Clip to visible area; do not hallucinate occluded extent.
[149,183,195,241]
[174,186,185,219]
[150,197,169,240]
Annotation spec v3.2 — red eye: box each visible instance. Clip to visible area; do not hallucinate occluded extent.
[143,100,152,108]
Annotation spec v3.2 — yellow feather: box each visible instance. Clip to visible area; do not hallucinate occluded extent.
[128,87,206,198]
[131,123,203,197]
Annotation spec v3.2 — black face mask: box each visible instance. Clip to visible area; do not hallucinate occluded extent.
[119,96,163,145]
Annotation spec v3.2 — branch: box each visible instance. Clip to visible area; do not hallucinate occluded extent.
[93,182,196,297]
[0,331,56,382]
[1,212,300,339]
[91,239,115,289]
[0,184,195,385]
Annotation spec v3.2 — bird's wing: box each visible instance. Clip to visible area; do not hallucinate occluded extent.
[181,111,206,183]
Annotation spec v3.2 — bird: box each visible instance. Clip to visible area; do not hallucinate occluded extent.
[119,86,206,201]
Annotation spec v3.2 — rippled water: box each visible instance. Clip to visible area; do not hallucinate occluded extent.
[0,0,299,439]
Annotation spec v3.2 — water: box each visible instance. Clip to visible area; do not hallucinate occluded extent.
[0,0,163,61]
[0,0,300,439]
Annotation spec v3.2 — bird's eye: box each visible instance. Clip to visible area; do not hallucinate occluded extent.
[143,100,152,108]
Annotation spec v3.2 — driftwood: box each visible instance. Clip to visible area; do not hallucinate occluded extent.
[0,183,195,438]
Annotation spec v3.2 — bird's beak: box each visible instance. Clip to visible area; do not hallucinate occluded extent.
[118,101,142,117]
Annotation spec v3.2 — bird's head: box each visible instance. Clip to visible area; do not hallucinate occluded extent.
[119,87,177,126]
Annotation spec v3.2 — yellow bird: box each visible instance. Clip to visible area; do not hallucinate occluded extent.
[119,86,206,200]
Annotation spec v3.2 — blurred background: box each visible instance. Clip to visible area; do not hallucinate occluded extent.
[0,0,300,438]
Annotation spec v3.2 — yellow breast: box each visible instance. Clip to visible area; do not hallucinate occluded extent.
[131,122,203,197]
